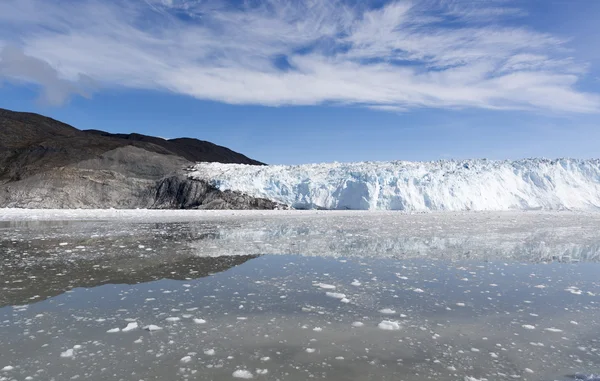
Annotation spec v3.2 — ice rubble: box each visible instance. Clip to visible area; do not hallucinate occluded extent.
[378,320,401,330]
[232,369,254,379]
[189,159,600,211]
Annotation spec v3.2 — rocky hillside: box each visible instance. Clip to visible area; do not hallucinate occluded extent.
[0,108,278,209]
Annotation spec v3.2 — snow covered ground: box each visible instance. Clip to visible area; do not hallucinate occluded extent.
[1,207,597,221]
[189,158,600,211]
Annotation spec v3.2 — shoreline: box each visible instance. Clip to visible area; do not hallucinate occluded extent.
[1,207,599,222]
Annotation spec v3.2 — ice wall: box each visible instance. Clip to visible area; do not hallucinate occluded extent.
[189,159,600,211]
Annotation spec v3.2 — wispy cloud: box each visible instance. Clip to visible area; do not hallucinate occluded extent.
[0,0,597,112]
[0,45,95,105]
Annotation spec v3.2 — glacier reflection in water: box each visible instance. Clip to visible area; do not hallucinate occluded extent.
[187,211,600,262]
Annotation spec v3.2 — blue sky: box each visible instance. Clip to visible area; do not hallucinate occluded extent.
[0,0,599,165]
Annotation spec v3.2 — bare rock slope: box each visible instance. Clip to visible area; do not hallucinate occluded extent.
[0,108,277,209]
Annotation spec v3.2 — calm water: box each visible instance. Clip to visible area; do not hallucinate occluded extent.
[1,212,599,381]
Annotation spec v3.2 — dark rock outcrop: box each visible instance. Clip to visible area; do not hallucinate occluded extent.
[0,108,276,209]
[153,175,281,210]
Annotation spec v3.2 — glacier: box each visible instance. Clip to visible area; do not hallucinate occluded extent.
[188,158,600,211]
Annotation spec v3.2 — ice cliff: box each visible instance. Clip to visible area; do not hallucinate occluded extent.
[189,159,600,211]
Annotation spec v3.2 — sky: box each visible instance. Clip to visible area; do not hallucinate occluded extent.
[0,0,599,165]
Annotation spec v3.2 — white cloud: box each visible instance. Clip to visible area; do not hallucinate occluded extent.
[0,0,597,112]
[0,45,94,105]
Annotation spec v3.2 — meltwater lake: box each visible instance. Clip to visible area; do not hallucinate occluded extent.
[1,210,599,381]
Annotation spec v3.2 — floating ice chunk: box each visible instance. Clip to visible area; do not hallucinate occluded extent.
[313,327,323,332]
[165,317,180,322]
[565,287,582,295]
[379,308,396,314]
[59,242,68,246]
[180,356,192,363]
[522,325,536,330]
[107,328,120,333]
[413,288,425,293]
[143,325,162,331]
[378,320,401,331]
[1,366,14,371]
[352,322,364,327]
[456,303,466,307]
[534,285,546,289]
[490,352,499,359]
[256,369,268,375]
[204,349,216,356]
[260,357,270,362]
[351,280,361,286]
[340,298,350,303]
[544,327,563,333]
[122,322,138,332]
[525,368,534,374]
[325,292,346,299]
[193,318,206,324]
[232,370,254,379]
[305,348,316,353]
[317,283,336,290]
[60,349,74,358]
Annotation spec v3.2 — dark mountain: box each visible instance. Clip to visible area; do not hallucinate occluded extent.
[0,108,262,181]
[83,130,263,165]
[0,108,278,209]
[0,108,81,147]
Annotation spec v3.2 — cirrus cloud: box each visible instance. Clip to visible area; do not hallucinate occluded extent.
[0,0,598,112]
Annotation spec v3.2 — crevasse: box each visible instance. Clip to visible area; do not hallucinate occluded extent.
[188,158,600,211]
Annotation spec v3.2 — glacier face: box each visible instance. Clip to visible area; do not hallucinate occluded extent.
[188,159,600,211]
